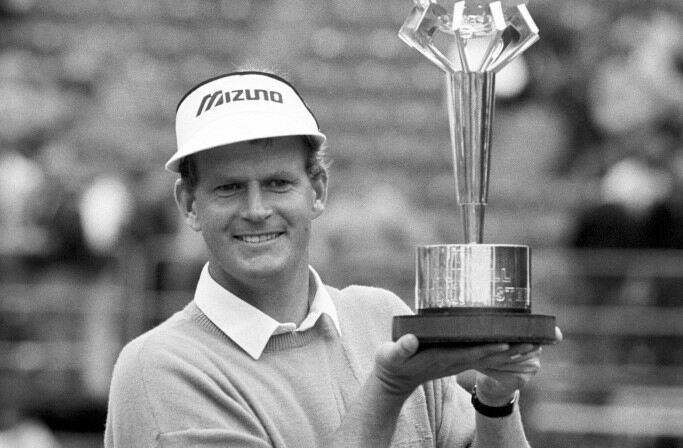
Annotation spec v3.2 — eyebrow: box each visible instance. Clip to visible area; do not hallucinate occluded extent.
[264,170,298,180]
[211,170,299,184]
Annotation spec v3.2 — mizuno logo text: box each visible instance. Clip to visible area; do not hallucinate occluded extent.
[196,89,283,117]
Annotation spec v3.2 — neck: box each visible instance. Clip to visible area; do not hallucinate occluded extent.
[208,263,314,325]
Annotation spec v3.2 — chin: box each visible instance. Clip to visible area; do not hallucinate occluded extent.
[237,257,293,279]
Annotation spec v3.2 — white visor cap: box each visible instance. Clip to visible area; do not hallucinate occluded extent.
[167,72,327,173]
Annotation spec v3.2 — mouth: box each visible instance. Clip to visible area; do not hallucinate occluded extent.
[234,232,285,244]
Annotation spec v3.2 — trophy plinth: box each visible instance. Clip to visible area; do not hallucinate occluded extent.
[392,0,557,346]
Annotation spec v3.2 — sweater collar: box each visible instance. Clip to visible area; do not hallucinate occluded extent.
[193,263,341,360]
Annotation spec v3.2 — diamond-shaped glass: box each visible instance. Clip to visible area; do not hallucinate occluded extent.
[399,0,539,73]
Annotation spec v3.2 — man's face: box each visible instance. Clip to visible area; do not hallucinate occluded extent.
[175,137,327,292]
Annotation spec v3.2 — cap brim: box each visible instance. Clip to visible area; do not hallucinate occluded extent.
[166,111,327,173]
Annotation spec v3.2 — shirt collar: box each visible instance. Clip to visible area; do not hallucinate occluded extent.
[194,263,340,360]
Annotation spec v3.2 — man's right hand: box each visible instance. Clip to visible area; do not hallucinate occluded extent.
[329,334,547,447]
[331,333,558,447]
[373,334,519,396]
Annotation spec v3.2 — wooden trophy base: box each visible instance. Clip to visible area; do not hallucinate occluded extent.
[392,310,557,348]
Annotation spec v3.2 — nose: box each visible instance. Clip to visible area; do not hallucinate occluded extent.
[240,182,272,222]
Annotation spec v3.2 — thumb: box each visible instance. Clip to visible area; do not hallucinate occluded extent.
[376,334,419,368]
[389,334,419,364]
[375,334,419,368]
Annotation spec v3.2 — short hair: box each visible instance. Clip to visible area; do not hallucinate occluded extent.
[178,136,329,190]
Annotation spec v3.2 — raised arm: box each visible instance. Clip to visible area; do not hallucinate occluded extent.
[328,328,561,448]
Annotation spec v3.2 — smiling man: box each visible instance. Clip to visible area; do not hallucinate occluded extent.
[174,137,326,328]
[105,71,559,448]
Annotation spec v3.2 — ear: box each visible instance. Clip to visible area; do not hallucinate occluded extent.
[310,170,328,219]
[174,179,201,231]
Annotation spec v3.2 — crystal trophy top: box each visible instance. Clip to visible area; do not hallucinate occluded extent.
[399,0,539,244]
[398,0,539,75]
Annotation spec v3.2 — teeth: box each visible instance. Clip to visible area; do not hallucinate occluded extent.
[239,233,281,243]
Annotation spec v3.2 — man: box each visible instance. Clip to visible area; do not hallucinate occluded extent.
[105,70,560,447]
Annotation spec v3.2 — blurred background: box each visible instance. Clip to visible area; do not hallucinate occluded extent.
[0,0,682,446]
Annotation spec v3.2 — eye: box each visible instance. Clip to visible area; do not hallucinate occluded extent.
[215,183,243,196]
[266,179,292,192]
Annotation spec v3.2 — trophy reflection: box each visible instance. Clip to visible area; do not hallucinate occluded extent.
[392,0,557,345]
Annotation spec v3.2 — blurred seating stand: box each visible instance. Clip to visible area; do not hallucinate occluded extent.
[527,248,683,447]
[0,241,147,438]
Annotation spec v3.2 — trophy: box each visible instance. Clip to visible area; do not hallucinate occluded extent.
[392,0,556,345]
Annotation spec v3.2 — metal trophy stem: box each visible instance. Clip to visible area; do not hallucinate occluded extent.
[392,0,557,345]
[446,71,495,244]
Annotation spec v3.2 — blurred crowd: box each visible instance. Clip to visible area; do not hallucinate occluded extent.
[0,1,680,275]
[565,10,683,250]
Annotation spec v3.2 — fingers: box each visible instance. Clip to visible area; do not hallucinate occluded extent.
[374,338,545,398]
[416,343,509,368]
[482,358,541,374]
[476,343,513,357]
[505,344,541,361]
[514,347,540,358]
[554,326,563,343]
[473,342,548,396]
[417,344,512,380]
[479,343,534,360]
[458,343,512,361]
[377,338,539,382]
[477,363,540,391]
[476,345,542,391]
[475,344,541,369]
[507,348,541,363]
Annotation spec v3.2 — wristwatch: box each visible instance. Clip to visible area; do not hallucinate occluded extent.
[471,385,519,418]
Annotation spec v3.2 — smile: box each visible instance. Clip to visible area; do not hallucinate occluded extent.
[235,232,284,244]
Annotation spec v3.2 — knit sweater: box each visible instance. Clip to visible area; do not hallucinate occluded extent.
[104,285,476,447]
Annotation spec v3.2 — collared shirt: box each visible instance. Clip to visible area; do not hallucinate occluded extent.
[194,263,341,360]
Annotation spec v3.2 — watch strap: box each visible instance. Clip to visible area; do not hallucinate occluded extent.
[471,385,518,418]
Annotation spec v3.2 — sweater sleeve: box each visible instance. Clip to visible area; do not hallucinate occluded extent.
[105,337,159,448]
[105,333,272,448]
[335,286,476,447]
[430,377,476,447]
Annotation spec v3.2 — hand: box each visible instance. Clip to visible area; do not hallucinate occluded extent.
[475,326,563,405]
[373,327,563,399]
[373,335,511,397]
